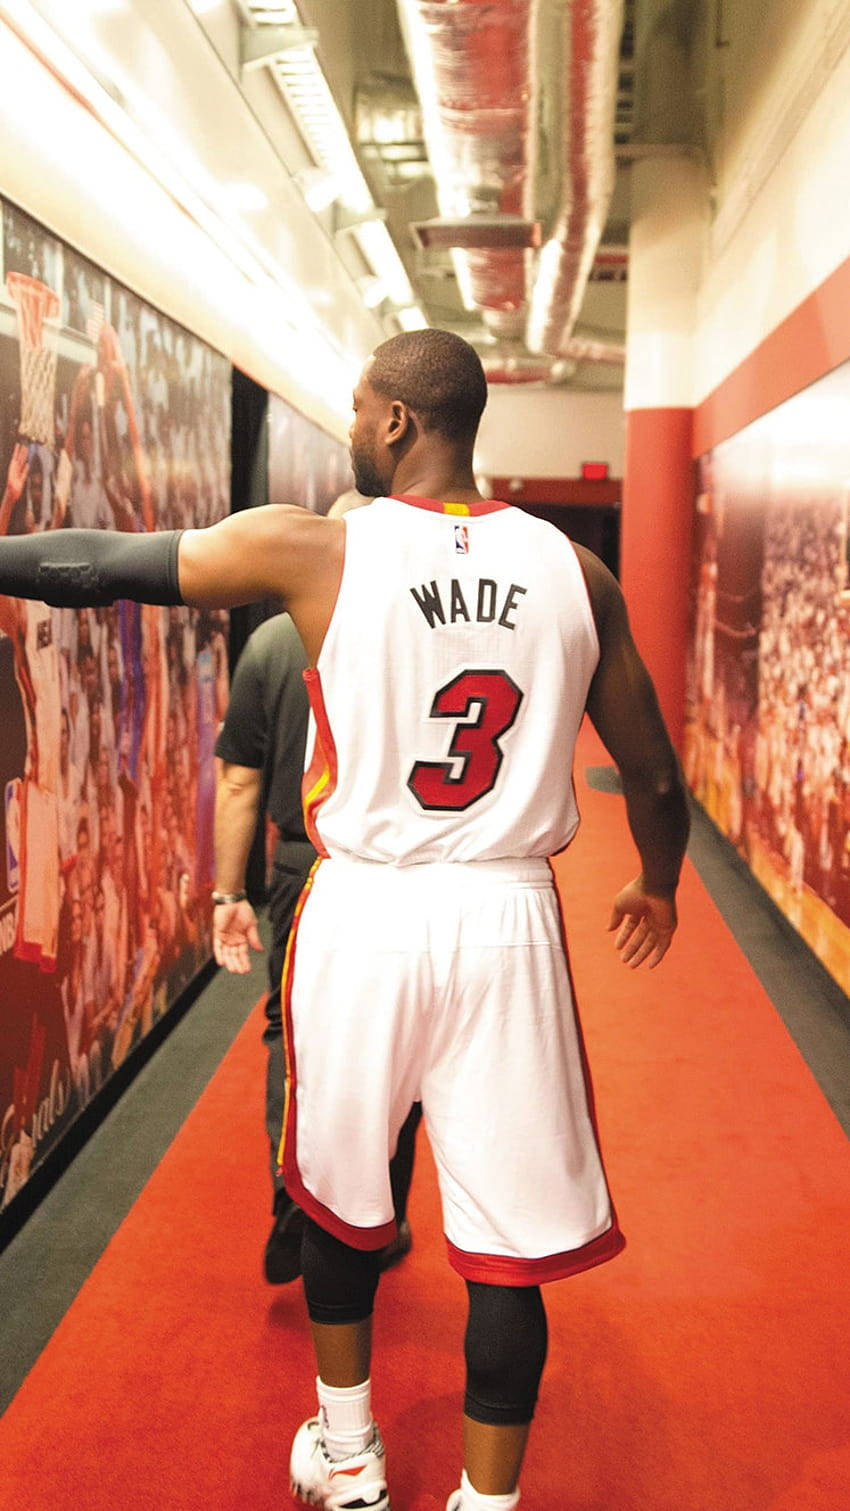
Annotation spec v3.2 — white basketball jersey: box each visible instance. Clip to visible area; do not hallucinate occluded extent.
[303,494,600,864]
[21,600,61,791]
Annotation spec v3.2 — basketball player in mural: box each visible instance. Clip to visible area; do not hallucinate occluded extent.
[0,440,63,974]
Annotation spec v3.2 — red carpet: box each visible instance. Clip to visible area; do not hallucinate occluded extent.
[1,724,849,1510]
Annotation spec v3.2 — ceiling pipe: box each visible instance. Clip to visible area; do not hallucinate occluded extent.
[398,0,625,364]
[396,0,535,339]
[526,0,625,356]
[482,353,576,383]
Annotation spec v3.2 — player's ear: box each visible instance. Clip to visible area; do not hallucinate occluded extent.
[385,400,411,447]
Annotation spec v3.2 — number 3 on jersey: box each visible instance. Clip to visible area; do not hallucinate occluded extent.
[407,668,523,812]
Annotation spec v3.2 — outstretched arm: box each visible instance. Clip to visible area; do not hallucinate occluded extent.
[213,761,264,974]
[0,505,336,610]
[575,544,690,968]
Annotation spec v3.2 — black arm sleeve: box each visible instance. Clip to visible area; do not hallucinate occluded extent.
[0,528,184,608]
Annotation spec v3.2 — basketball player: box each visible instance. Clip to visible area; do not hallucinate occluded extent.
[0,442,63,972]
[0,329,690,1511]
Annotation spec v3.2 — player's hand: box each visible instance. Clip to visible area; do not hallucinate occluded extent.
[608,876,677,969]
[213,899,263,974]
[5,442,29,505]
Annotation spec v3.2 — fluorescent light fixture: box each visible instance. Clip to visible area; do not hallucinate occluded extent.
[267,38,372,214]
[0,0,354,386]
[77,0,126,13]
[219,181,270,213]
[354,219,414,308]
[358,276,387,309]
[297,166,342,213]
[395,305,428,332]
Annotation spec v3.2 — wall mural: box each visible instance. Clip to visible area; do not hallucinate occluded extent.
[0,199,231,1213]
[685,361,850,993]
[268,391,352,514]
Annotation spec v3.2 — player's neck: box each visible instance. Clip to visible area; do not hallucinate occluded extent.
[391,449,483,506]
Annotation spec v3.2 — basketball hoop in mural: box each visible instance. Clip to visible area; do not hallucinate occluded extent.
[6,271,61,445]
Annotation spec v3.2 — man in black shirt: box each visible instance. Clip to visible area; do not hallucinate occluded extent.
[214,607,420,1282]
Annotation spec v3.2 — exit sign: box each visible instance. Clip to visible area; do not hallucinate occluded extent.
[581,462,609,481]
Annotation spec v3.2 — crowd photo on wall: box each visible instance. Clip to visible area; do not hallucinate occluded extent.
[0,199,232,1211]
[684,361,850,995]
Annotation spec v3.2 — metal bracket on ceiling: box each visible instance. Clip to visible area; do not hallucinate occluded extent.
[239,23,319,74]
[410,216,543,251]
[332,206,389,238]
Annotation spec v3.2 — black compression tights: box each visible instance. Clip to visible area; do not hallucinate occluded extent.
[301,1221,548,1426]
[463,1281,548,1426]
[302,1217,381,1325]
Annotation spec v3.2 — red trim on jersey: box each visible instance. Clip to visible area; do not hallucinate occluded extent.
[392,493,512,516]
[276,859,399,1253]
[446,1222,625,1285]
[301,668,338,858]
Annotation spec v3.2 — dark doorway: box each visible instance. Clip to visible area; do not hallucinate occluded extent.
[517,502,621,578]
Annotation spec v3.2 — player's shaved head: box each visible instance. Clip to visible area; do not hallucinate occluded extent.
[366,329,488,444]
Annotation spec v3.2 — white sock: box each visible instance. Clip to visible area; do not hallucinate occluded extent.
[316,1376,373,1460]
[459,1468,520,1511]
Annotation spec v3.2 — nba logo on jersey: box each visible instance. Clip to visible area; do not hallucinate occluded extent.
[5,779,20,894]
[454,523,469,555]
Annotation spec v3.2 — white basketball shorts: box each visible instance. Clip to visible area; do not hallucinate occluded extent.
[279,855,624,1284]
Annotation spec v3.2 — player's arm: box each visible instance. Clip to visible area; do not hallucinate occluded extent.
[212,639,269,973]
[213,762,264,974]
[0,443,29,538]
[0,505,329,609]
[574,543,690,968]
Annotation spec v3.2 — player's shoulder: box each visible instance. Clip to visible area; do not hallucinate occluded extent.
[570,543,627,636]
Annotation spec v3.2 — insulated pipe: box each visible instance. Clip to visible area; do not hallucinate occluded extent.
[398,0,624,358]
[526,0,624,356]
[397,0,534,327]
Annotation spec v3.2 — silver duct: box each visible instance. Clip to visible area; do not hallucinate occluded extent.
[396,0,534,340]
[527,0,624,355]
[397,0,623,359]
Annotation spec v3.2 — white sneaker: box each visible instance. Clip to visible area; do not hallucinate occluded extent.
[289,1416,390,1510]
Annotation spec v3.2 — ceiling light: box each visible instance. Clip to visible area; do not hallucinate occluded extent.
[395,305,428,332]
[296,166,342,213]
[358,276,387,309]
[354,219,414,308]
[220,181,269,213]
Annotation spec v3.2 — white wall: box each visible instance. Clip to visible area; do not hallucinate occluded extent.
[0,3,383,439]
[475,386,625,480]
[695,1,850,402]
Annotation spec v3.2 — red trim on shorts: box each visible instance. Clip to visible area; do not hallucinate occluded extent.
[301,669,337,858]
[446,1222,626,1285]
[392,493,511,516]
[277,860,399,1253]
[552,860,626,1245]
[446,869,628,1286]
[285,1171,398,1252]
